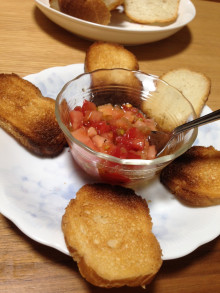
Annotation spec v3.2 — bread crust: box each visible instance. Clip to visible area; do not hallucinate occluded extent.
[160,146,220,207]
[0,73,66,157]
[62,183,162,288]
[58,0,111,25]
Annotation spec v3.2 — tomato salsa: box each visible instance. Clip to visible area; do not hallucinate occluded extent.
[69,100,157,160]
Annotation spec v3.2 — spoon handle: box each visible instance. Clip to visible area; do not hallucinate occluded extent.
[173,109,220,136]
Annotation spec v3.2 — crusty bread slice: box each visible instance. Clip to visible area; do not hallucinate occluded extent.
[57,0,111,25]
[124,0,180,24]
[62,183,163,288]
[161,68,211,117]
[85,41,139,72]
[160,146,220,207]
[103,0,124,10]
[0,73,66,157]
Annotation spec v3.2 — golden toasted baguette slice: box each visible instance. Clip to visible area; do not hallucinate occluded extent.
[57,0,111,25]
[62,183,163,288]
[161,68,211,117]
[0,73,66,157]
[85,41,139,72]
[124,0,180,24]
[160,146,220,207]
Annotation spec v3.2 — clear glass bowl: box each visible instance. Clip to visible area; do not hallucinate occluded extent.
[55,69,197,186]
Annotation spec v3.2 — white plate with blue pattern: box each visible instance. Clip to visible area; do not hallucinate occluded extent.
[0,64,219,260]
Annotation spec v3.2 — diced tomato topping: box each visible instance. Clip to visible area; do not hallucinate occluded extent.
[69,101,158,160]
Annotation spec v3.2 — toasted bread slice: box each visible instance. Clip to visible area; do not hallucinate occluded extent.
[160,146,220,207]
[85,41,139,72]
[124,0,180,24]
[62,183,163,288]
[57,0,111,25]
[161,68,211,117]
[140,80,194,132]
[85,42,141,103]
[0,73,66,157]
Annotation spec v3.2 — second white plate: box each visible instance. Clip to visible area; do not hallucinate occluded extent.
[34,0,196,45]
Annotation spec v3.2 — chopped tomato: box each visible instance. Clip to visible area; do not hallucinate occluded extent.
[98,103,114,116]
[71,128,98,151]
[82,100,97,114]
[95,121,111,134]
[87,127,97,137]
[69,110,83,130]
[92,135,106,148]
[73,106,82,112]
[147,145,157,160]
[84,110,103,123]
[69,100,158,160]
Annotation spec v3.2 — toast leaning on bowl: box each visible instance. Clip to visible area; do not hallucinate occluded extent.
[141,68,211,131]
[0,73,66,157]
[161,68,211,117]
[62,183,163,288]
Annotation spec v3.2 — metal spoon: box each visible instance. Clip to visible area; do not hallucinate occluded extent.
[149,109,220,157]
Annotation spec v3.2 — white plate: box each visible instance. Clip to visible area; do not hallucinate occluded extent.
[34,0,196,45]
[0,64,220,260]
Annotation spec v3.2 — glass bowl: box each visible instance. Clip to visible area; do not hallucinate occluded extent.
[55,69,197,186]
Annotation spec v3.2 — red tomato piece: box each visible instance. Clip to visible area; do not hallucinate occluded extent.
[127,138,145,151]
[98,103,114,116]
[71,128,98,151]
[87,127,97,137]
[82,100,97,114]
[95,121,111,134]
[101,140,116,154]
[123,111,135,123]
[73,106,82,112]
[147,145,157,159]
[111,107,124,120]
[69,110,83,131]
[92,135,106,148]
[111,145,128,159]
[84,110,103,123]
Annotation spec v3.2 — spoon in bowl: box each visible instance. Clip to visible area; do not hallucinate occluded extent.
[149,109,220,157]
